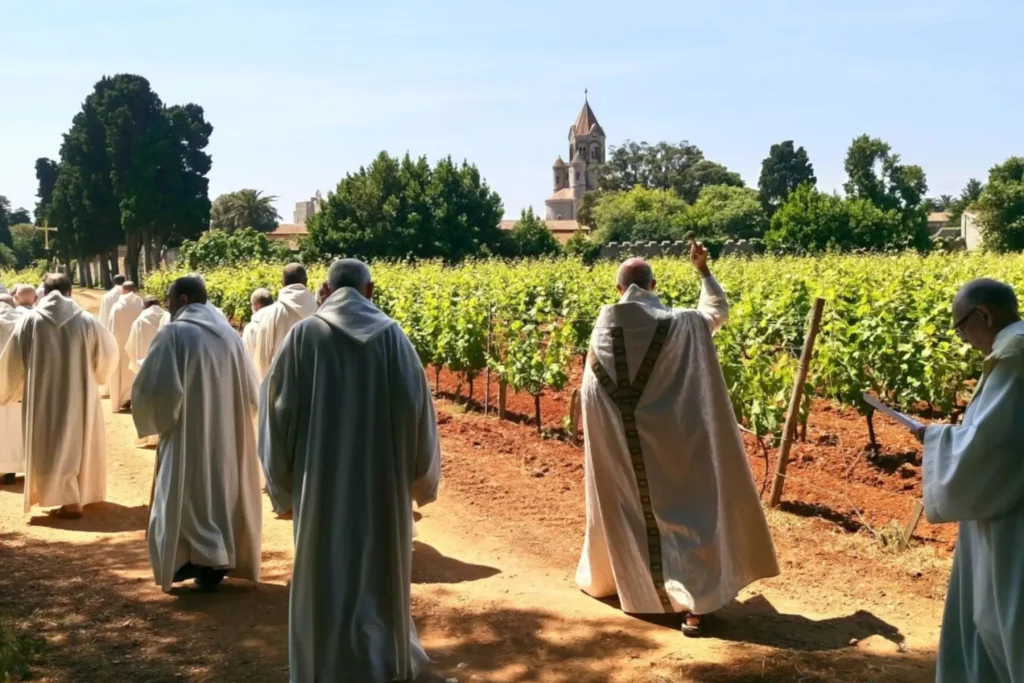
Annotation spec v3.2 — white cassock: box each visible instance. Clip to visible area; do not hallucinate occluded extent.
[0,292,117,512]
[125,305,170,447]
[97,285,123,399]
[0,303,25,476]
[260,288,441,683]
[107,292,144,410]
[242,306,268,362]
[924,320,1024,683]
[132,303,262,592]
[252,284,317,379]
[577,281,779,616]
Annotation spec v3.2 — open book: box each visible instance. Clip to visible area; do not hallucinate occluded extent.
[862,393,924,431]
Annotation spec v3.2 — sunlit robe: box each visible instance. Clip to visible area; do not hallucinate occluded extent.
[107,292,144,410]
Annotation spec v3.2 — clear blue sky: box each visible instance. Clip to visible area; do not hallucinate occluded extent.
[2,0,1020,222]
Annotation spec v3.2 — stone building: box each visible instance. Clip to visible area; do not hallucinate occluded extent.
[545,96,605,221]
[293,190,322,224]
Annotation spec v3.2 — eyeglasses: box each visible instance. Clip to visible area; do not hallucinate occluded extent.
[953,307,978,338]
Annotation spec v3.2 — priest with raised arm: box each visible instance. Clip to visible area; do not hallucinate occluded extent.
[0,274,117,519]
[260,258,441,683]
[107,281,144,411]
[916,278,1024,682]
[0,294,24,485]
[252,263,317,379]
[132,276,262,593]
[576,246,778,636]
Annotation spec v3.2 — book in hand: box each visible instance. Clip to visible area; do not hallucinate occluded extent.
[862,392,924,431]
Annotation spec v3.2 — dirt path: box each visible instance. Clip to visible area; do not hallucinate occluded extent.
[0,290,944,682]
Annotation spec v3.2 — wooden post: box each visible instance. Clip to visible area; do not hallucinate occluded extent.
[498,380,508,420]
[899,499,925,551]
[484,309,493,415]
[769,298,826,508]
[569,388,582,445]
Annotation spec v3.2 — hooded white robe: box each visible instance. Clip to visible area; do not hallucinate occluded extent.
[132,303,262,592]
[126,305,170,447]
[252,284,317,379]
[0,292,117,512]
[242,306,268,362]
[106,292,144,410]
[924,320,1024,683]
[260,288,441,683]
[577,280,779,616]
[96,285,122,399]
[0,303,24,476]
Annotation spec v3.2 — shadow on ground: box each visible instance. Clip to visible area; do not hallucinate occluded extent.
[413,541,500,584]
[0,530,935,683]
[28,503,149,533]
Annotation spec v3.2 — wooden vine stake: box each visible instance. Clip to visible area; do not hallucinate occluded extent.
[569,388,582,445]
[769,297,826,508]
[484,310,493,415]
[899,499,925,551]
[498,380,508,420]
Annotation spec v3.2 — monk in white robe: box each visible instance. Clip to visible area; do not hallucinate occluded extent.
[132,276,262,592]
[577,249,778,635]
[107,281,144,411]
[253,263,317,379]
[918,278,1024,682]
[12,284,37,309]
[126,296,170,447]
[0,274,117,518]
[260,259,441,683]
[242,288,274,362]
[0,296,24,484]
[97,275,127,398]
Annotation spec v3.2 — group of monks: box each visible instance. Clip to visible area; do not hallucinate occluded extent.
[0,244,1022,683]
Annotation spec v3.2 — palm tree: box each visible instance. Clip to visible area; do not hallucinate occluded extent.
[210,189,281,233]
[938,194,954,210]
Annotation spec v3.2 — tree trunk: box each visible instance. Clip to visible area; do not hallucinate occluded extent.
[434,366,441,394]
[109,247,120,277]
[100,256,111,290]
[142,230,155,280]
[125,233,141,284]
[152,232,165,269]
[77,257,88,288]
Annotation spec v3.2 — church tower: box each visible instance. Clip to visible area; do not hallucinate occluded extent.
[545,93,605,222]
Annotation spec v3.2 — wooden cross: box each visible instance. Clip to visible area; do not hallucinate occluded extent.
[36,219,58,251]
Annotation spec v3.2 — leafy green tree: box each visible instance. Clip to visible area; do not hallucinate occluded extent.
[504,208,561,257]
[975,157,1024,252]
[210,189,280,233]
[758,141,816,215]
[590,186,689,244]
[685,185,768,240]
[9,224,44,268]
[0,243,14,269]
[305,151,503,262]
[179,227,292,269]
[564,228,601,263]
[765,184,849,253]
[843,134,929,249]
[599,140,744,203]
[0,195,12,248]
[34,158,58,225]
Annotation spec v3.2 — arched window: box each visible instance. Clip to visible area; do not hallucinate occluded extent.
[556,213,563,220]
[592,146,600,161]
[575,171,580,181]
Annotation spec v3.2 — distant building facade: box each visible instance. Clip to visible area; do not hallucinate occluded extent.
[545,97,606,221]
[962,210,983,250]
[294,191,323,225]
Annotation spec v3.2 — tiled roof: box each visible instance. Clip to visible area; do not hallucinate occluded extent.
[546,188,574,201]
[928,211,949,224]
[572,100,600,136]
[267,223,309,236]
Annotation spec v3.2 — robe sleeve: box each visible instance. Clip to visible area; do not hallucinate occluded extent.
[923,358,1024,523]
[126,319,143,374]
[695,275,729,335]
[91,315,119,387]
[0,319,26,406]
[398,333,441,508]
[253,308,278,380]
[130,329,183,439]
[259,326,299,514]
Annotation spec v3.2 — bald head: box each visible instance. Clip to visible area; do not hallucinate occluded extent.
[121,281,137,294]
[616,258,655,294]
[12,284,37,306]
[282,263,308,287]
[143,295,162,309]
[250,287,274,311]
[327,258,373,298]
[167,276,208,317]
[112,274,126,287]
[953,278,1020,354]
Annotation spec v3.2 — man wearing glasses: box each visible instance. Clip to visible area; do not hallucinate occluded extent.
[915,278,1024,683]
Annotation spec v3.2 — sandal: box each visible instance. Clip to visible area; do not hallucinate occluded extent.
[681,612,704,637]
[46,506,83,520]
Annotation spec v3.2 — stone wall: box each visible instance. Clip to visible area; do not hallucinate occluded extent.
[598,239,763,261]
